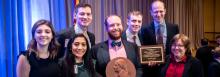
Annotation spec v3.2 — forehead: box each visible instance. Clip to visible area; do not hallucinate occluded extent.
[74,37,86,42]
[173,39,184,44]
[151,1,165,11]
[36,25,51,30]
[107,16,122,24]
[77,7,92,13]
[129,15,143,20]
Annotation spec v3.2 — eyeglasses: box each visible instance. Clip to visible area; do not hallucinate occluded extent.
[172,44,184,47]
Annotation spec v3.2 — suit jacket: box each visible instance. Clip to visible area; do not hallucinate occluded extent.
[121,31,143,45]
[161,55,204,77]
[196,46,214,77]
[140,22,179,55]
[56,27,95,58]
[140,22,179,77]
[91,40,143,77]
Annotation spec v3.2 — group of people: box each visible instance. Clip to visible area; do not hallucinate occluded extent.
[16,0,220,77]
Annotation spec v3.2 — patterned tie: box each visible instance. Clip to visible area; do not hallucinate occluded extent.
[111,41,122,47]
[132,36,137,44]
[157,25,163,44]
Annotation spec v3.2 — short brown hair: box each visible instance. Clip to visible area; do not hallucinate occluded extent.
[74,3,92,14]
[127,11,143,19]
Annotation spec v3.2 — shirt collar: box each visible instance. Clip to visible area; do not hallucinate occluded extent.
[108,38,122,47]
[154,20,166,28]
[126,29,138,38]
[74,24,87,34]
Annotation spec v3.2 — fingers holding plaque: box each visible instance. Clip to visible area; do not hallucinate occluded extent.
[139,45,165,64]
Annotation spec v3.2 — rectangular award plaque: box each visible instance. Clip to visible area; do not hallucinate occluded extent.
[139,45,165,64]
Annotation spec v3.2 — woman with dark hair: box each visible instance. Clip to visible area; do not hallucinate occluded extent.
[16,19,61,77]
[161,34,204,77]
[60,34,96,77]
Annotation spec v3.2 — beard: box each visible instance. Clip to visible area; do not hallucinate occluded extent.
[108,29,123,40]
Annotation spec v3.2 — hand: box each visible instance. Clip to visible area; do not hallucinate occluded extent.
[148,61,160,67]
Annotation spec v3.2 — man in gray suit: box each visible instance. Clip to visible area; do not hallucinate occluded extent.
[91,15,142,77]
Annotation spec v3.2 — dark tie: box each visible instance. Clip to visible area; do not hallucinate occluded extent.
[111,41,121,47]
[157,25,163,44]
[132,36,137,44]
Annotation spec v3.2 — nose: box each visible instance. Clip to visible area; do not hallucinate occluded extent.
[112,24,119,29]
[78,44,83,50]
[82,14,89,19]
[41,32,47,36]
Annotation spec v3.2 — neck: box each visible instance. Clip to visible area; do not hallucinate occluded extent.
[37,44,48,53]
[37,44,49,58]
[75,57,83,63]
[173,55,182,62]
[128,29,137,35]
[77,24,87,32]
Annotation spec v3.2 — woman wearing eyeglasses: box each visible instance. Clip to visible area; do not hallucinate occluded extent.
[161,34,204,77]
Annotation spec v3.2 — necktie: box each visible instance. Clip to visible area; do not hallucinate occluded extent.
[132,36,137,44]
[157,25,163,44]
[83,32,91,48]
[111,41,122,47]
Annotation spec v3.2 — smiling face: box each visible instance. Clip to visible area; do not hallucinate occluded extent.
[127,14,143,34]
[71,37,87,59]
[34,25,53,47]
[75,6,92,28]
[106,15,123,40]
[171,39,186,60]
[150,1,166,24]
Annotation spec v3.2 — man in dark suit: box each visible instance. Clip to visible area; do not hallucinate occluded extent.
[140,1,179,77]
[122,11,143,46]
[196,38,214,77]
[91,15,142,77]
[57,3,95,58]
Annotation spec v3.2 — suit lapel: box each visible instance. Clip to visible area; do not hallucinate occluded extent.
[122,40,133,60]
[150,22,157,43]
[100,41,110,63]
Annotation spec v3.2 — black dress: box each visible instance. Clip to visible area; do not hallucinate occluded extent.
[20,51,61,77]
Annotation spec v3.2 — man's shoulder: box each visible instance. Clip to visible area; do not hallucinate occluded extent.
[58,27,75,36]
[92,41,108,48]
[87,31,95,37]
[165,22,178,27]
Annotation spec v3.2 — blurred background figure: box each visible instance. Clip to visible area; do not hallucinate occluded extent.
[208,46,220,77]
[196,38,214,77]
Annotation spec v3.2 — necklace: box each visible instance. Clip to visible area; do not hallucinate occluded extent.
[76,60,84,67]
[74,60,84,74]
